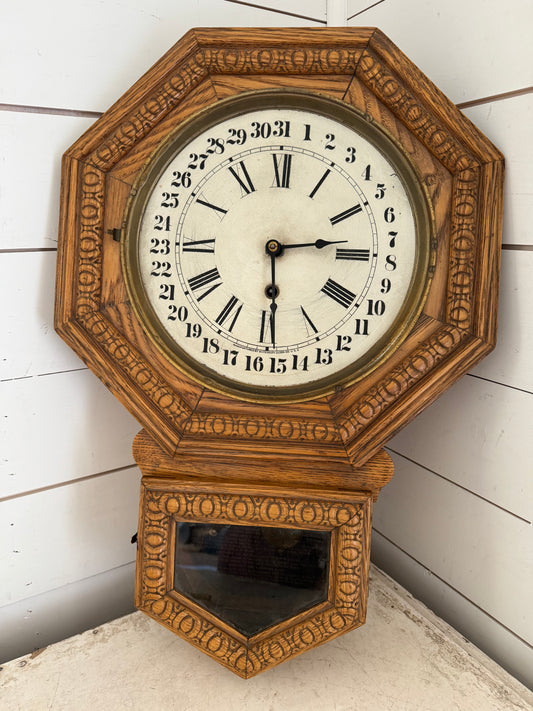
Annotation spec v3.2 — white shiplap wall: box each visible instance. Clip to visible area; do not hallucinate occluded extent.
[347,0,533,689]
[1,0,531,689]
[0,0,326,667]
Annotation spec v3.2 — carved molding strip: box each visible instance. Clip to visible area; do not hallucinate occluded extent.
[201,46,360,75]
[247,607,353,675]
[149,489,360,530]
[73,164,191,427]
[339,324,468,442]
[87,46,360,175]
[89,54,209,173]
[137,484,369,677]
[447,168,480,329]
[184,412,341,443]
[357,50,478,175]
[80,311,192,426]
[76,163,105,315]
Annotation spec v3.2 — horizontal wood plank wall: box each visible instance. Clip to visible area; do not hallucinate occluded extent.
[1,0,531,690]
[0,0,326,664]
[348,0,533,689]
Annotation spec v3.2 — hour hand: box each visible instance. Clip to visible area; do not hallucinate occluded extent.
[283,239,348,250]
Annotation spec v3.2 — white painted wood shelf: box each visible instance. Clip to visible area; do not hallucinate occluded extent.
[1,567,531,711]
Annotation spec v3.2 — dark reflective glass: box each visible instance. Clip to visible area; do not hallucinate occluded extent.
[173,522,331,637]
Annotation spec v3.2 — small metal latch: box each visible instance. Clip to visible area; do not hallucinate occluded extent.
[107,228,122,242]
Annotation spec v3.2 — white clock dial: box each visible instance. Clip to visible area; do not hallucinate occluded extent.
[123,93,433,401]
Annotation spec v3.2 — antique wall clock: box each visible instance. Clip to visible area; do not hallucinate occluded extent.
[55,28,504,677]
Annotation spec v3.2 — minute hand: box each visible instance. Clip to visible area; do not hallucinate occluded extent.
[283,239,347,250]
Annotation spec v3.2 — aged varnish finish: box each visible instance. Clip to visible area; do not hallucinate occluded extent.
[55,27,504,676]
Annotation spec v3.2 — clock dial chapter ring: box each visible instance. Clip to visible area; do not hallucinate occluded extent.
[121,91,435,403]
[174,144,378,352]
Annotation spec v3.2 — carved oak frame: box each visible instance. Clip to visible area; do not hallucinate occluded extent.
[136,477,372,678]
[55,28,504,469]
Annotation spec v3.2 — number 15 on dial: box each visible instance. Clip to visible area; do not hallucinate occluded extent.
[123,92,434,402]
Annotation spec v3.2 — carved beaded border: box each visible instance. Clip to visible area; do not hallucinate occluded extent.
[137,483,370,677]
[67,34,491,451]
[339,323,469,444]
[356,49,481,331]
[75,165,192,428]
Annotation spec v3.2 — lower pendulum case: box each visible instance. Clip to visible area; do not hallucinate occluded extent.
[132,430,393,678]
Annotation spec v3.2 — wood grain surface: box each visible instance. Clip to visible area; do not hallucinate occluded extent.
[135,467,373,677]
[55,27,504,470]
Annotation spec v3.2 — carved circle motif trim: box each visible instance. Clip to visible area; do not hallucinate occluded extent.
[357,51,478,174]
[66,34,491,457]
[137,484,369,676]
[339,324,468,442]
[202,46,360,75]
[184,412,341,443]
[356,50,481,333]
[447,168,480,329]
[76,164,104,314]
[88,46,360,174]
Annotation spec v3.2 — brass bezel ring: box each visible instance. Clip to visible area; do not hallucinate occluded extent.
[121,89,436,404]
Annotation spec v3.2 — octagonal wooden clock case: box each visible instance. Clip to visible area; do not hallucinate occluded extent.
[55,28,504,678]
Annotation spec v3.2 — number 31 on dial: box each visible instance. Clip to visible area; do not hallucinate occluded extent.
[123,92,433,401]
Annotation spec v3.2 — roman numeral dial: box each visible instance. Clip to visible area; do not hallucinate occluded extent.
[321,278,356,308]
[336,248,370,261]
[300,306,319,337]
[259,309,274,344]
[195,197,227,215]
[228,160,255,195]
[187,267,222,301]
[131,101,420,400]
[309,168,331,199]
[272,153,292,188]
[330,203,365,226]
[215,296,243,332]
[182,238,215,253]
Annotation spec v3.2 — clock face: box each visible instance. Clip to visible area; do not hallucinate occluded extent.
[123,92,433,401]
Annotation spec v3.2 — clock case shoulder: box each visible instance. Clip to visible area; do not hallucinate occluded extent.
[55,27,504,469]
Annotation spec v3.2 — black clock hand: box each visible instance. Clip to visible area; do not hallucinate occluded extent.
[269,251,277,347]
[265,240,282,347]
[282,239,348,250]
